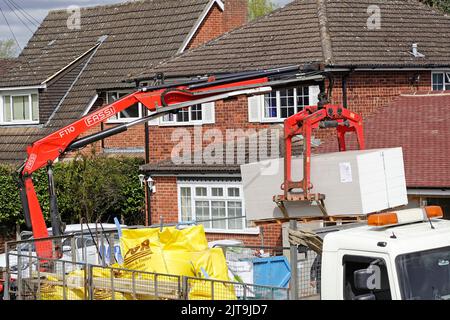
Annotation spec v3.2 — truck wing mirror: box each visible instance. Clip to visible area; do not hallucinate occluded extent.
[354,269,373,291]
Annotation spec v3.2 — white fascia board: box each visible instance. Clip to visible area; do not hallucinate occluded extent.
[0,84,46,92]
[178,0,224,54]
[408,188,450,197]
[41,43,100,85]
[82,94,99,116]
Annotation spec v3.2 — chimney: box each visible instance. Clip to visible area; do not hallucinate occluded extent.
[411,43,425,58]
[222,0,248,32]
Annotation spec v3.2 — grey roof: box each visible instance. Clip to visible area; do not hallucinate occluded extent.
[0,0,214,164]
[0,59,16,75]
[136,0,450,79]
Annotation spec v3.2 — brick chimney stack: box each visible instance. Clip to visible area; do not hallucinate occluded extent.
[223,0,248,31]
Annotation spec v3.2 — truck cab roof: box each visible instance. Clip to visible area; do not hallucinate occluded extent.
[323,219,450,256]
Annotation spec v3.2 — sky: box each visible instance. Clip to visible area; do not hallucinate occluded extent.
[0,0,293,54]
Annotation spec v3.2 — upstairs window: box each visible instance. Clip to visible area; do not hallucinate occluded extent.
[107,91,143,123]
[248,85,320,123]
[432,72,450,91]
[1,92,39,125]
[161,105,203,124]
[159,102,215,126]
[264,87,311,121]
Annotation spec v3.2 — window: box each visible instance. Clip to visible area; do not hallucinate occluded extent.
[263,86,310,121]
[107,91,143,123]
[161,104,203,124]
[396,246,450,300]
[1,92,39,124]
[343,255,392,300]
[178,183,246,231]
[432,72,450,91]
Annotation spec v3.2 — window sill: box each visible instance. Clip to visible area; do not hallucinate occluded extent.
[107,118,141,124]
[0,121,39,126]
[204,227,260,235]
[260,118,285,123]
[159,121,206,127]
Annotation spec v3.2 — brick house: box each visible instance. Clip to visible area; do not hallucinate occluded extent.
[125,0,450,247]
[0,0,247,163]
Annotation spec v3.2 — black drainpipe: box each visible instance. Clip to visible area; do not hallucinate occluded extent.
[143,102,151,226]
[144,121,150,164]
[342,73,349,108]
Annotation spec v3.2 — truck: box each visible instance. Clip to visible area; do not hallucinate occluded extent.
[292,206,450,300]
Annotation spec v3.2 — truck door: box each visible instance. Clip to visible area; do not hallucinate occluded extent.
[340,253,394,300]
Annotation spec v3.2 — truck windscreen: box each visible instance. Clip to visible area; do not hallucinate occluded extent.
[396,246,450,300]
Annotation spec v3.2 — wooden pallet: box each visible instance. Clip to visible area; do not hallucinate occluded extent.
[251,215,366,226]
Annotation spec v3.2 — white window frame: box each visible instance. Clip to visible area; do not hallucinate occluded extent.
[0,90,39,125]
[159,104,206,126]
[106,90,145,123]
[431,71,450,91]
[261,86,311,123]
[177,181,259,235]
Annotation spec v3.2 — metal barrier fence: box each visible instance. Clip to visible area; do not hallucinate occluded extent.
[3,235,289,301]
[214,244,320,300]
[185,277,289,300]
[297,247,321,299]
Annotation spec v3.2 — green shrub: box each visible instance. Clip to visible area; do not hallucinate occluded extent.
[0,155,145,233]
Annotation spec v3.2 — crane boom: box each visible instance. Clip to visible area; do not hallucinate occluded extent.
[19,65,327,259]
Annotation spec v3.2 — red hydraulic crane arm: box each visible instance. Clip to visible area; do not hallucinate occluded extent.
[279,104,365,204]
[18,76,272,258]
[22,77,269,176]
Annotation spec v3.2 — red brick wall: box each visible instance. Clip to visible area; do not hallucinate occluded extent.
[150,176,179,225]
[206,223,283,247]
[223,0,248,32]
[187,0,248,50]
[332,71,431,116]
[187,5,224,49]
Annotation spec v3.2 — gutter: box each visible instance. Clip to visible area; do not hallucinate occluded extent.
[326,64,450,71]
[408,188,450,197]
[0,84,46,92]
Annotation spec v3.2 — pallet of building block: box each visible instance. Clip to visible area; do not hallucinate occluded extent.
[241,148,408,220]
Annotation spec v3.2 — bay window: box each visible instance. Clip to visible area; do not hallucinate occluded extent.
[178,182,247,231]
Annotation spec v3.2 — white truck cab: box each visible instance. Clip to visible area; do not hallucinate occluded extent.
[320,207,450,300]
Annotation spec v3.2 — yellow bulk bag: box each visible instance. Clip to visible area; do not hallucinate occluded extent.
[40,275,85,300]
[120,225,209,274]
[119,225,236,300]
[189,249,237,300]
